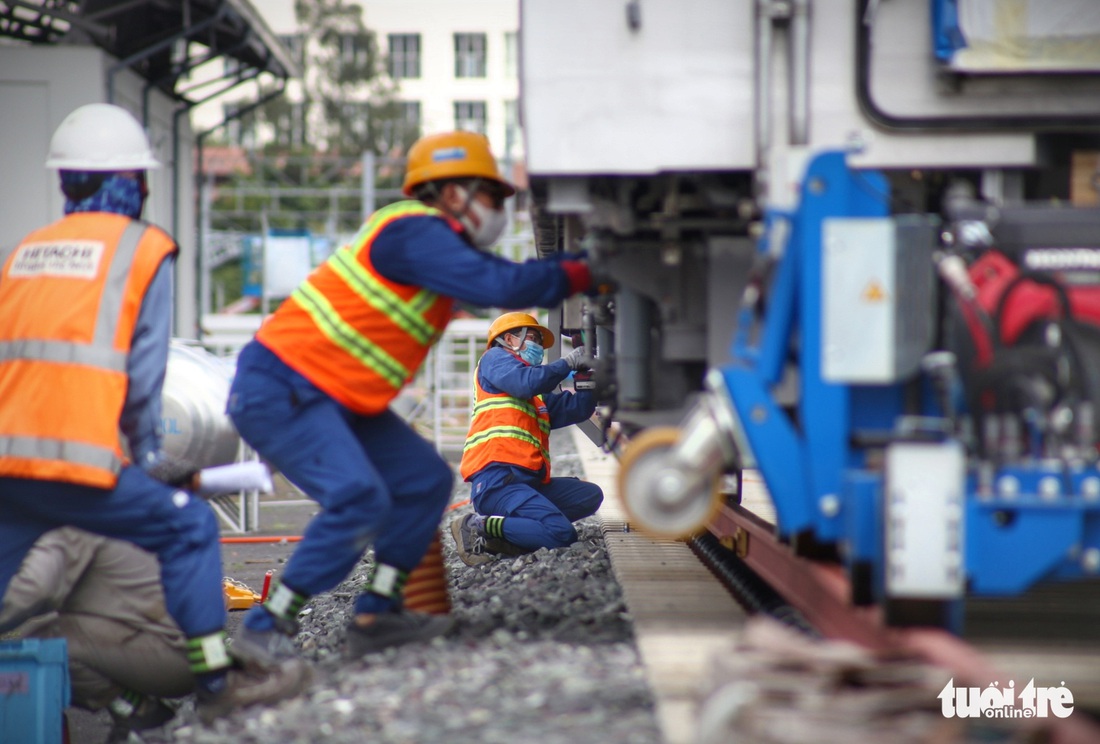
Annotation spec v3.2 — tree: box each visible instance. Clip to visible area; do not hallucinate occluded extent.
[295,0,417,155]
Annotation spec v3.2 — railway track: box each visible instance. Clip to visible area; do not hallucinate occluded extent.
[573,429,1100,744]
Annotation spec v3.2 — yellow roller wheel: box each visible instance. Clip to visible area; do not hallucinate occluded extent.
[618,426,722,540]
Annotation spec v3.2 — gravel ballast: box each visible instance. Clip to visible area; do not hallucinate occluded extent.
[137,430,665,744]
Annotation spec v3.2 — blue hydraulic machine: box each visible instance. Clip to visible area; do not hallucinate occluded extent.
[618,150,1100,629]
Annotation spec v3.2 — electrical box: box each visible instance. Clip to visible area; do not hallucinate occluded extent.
[821,216,937,383]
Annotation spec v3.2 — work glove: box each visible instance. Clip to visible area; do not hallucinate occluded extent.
[562,346,588,371]
[560,260,592,296]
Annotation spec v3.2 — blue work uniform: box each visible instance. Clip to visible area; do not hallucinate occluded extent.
[228,212,582,620]
[467,347,604,550]
[0,258,229,639]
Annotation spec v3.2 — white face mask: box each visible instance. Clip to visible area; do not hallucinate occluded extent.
[454,185,507,249]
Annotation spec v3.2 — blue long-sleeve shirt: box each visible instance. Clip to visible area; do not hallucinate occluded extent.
[119,256,173,468]
[370,213,575,309]
[477,347,595,430]
[471,347,595,484]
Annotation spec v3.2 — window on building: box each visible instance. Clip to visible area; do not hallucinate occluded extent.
[339,32,372,70]
[504,99,521,155]
[388,34,421,79]
[341,102,371,141]
[454,33,487,78]
[277,33,306,72]
[377,101,422,152]
[504,31,518,78]
[454,100,487,134]
[275,102,308,148]
[399,101,421,134]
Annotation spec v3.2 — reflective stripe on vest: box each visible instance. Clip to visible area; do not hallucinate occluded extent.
[327,247,439,345]
[292,279,410,389]
[0,339,126,371]
[459,360,552,482]
[257,201,458,414]
[0,436,121,474]
[0,219,153,484]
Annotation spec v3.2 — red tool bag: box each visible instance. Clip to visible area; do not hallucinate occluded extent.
[948,249,1100,441]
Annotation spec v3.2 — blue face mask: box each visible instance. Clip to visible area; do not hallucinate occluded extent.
[519,341,544,366]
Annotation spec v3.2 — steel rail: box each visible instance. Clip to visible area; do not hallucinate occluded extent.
[704,501,1100,744]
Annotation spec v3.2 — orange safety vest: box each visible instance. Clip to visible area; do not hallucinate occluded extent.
[460,356,552,482]
[256,201,461,415]
[0,213,178,488]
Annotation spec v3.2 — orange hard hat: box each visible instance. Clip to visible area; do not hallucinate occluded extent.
[486,312,554,350]
[402,130,516,197]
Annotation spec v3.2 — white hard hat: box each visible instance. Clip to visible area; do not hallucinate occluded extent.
[46,103,161,171]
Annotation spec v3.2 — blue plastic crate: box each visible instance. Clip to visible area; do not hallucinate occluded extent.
[0,639,70,744]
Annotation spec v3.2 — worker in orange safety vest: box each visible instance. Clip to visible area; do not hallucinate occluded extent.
[0,103,308,729]
[452,312,603,566]
[225,131,595,663]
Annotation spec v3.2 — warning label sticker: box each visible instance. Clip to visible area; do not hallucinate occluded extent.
[862,280,888,303]
[9,240,104,279]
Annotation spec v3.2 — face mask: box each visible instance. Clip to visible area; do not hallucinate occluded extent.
[519,340,544,366]
[61,172,146,219]
[455,185,507,249]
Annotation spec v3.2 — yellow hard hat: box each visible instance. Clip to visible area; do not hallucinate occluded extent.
[403,131,516,197]
[486,312,554,350]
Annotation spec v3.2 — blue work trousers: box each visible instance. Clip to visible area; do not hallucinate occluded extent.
[0,468,225,638]
[228,342,453,615]
[470,467,603,550]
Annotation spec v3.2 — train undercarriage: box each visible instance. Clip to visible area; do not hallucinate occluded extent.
[520,0,1100,632]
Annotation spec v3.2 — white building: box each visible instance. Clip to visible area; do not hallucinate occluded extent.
[193,0,523,162]
[364,0,522,161]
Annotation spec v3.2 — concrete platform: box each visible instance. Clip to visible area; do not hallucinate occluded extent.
[573,429,747,744]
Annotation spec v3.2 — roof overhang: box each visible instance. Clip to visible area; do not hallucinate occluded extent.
[0,0,300,102]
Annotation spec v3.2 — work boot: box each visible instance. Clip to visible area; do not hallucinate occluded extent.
[450,513,494,566]
[345,610,455,657]
[105,695,177,742]
[230,616,300,669]
[195,658,311,725]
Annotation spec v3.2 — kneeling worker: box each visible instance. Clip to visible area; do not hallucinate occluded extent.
[1,528,190,741]
[452,312,603,565]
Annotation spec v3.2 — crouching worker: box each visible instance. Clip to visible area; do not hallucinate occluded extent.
[452,312,604,566]
[225,131,594,663]
[0,528,190,742]
[0,103,308,727]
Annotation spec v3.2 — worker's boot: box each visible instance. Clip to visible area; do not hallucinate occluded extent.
[230,611,300,669]
[451,513,528,565]
[345,610,454,657]
[195,657,311,725]
[450,513,495,566]
[105,693,177,742]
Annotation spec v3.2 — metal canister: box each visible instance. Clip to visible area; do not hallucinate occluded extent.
[160,341,241,468]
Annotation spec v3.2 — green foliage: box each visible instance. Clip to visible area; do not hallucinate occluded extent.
[231,0,418,156]
[212,259,245,308]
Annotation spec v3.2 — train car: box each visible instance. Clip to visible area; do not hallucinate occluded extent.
[519,0,1100,628]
